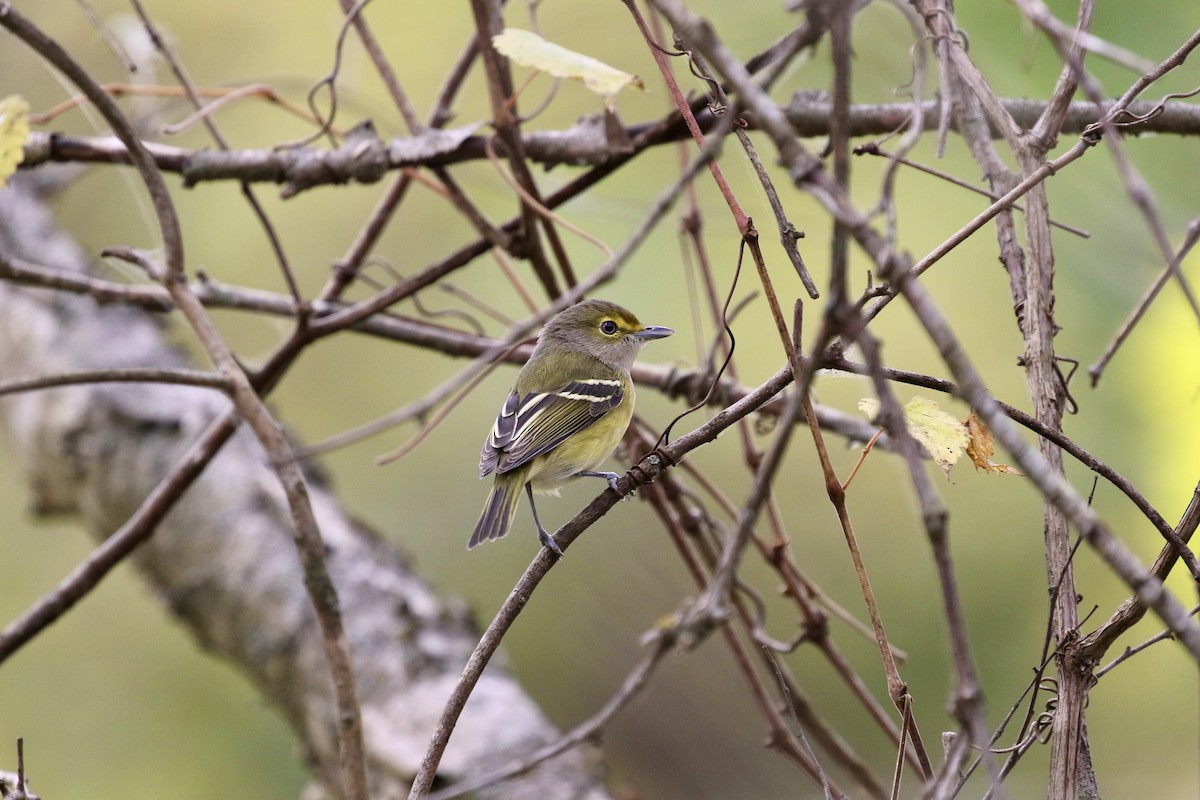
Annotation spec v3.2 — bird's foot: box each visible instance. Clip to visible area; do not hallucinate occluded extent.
[578,469,629,500]
[538,528,564,558]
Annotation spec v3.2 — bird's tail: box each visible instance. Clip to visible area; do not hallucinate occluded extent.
[469,475,522,549]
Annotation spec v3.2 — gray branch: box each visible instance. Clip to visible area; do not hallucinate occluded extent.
[19,98,1199,194]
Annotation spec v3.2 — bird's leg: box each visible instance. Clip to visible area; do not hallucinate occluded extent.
[526,483,564,557]
[576,469,623,494]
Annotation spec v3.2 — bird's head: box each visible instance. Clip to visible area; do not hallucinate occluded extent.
[541,299,673,370]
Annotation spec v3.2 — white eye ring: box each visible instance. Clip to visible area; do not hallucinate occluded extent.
[600,320,619,335]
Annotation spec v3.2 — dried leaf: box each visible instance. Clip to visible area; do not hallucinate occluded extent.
[0,95,30,188]
[859,396,969,477]
[963,411,1023,475]
[493,28,645,110]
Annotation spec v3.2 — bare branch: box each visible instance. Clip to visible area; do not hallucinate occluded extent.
[20,98,1200,185]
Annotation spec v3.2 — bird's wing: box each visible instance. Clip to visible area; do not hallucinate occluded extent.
[479,377,624,477]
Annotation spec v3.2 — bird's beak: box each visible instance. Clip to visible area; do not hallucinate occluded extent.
[632,325,674,340]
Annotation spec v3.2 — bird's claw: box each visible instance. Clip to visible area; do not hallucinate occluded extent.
[538,528,564,558]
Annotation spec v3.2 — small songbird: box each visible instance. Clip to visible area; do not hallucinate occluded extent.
[469,299,674,555]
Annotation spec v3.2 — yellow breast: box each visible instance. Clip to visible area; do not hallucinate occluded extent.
[526,385,635,494]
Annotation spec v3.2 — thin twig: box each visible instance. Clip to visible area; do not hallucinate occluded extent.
[0,367,232,396]
[896,238,1200,660]
[406,363,796,798]
[424,628,679,800]
[853,143,1089,238]
[1089,214,1200,384]
[1094,603,1200,680]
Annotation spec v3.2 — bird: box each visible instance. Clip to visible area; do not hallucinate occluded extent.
[469,299,673,555]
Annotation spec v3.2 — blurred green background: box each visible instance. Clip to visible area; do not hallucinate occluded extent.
[1,1,1198,798]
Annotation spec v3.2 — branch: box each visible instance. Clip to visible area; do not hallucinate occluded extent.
[407,363,796,797]
[19,99,1200,187]
[8,241,1187,573]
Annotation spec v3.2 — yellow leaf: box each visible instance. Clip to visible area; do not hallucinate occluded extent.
[859,396,969,477]
[0,95,30,188]
[493,29,645,109]
[963,411,1023,475]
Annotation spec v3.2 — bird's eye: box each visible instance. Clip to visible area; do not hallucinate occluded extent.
[600,320,619,335]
